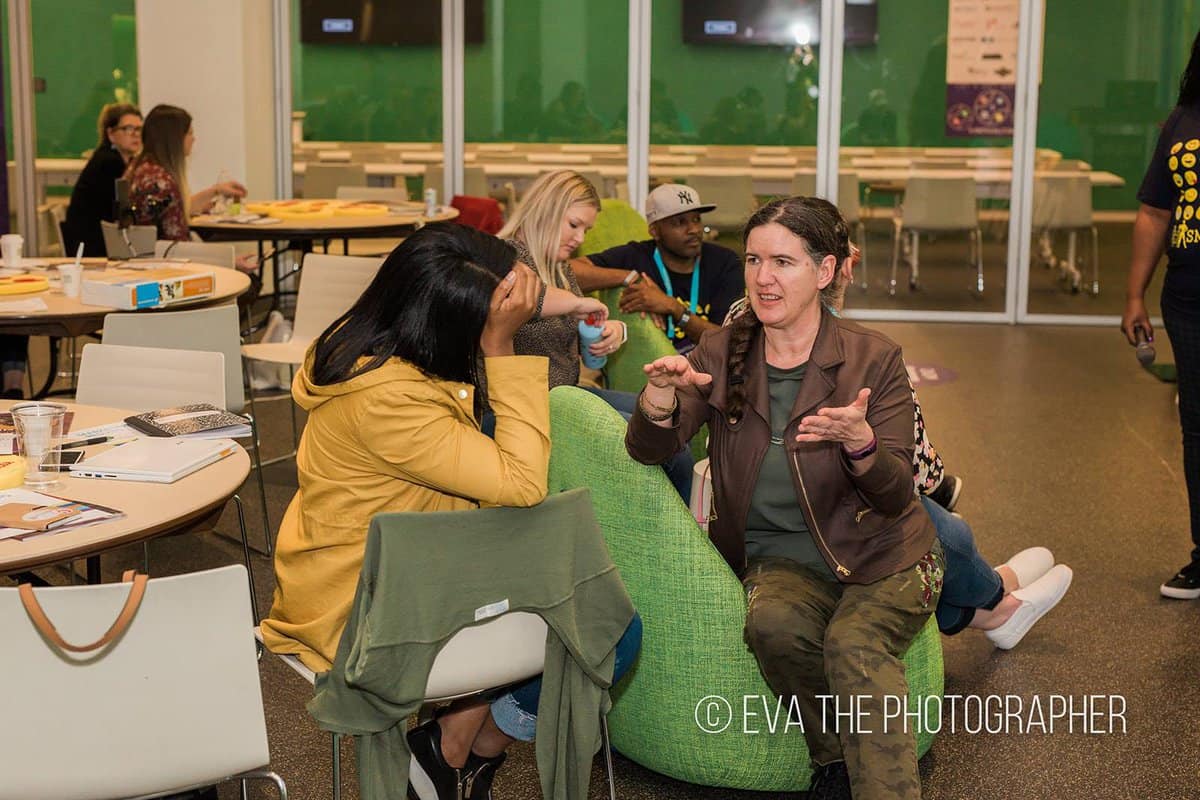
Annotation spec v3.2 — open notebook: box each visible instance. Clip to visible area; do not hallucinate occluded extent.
[70,437,238,484]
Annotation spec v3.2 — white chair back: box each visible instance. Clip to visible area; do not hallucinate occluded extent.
[100,220,156,258]
[901,176,978,231]
[153,239,237,268]
[303,163,366,199]
[787,171,860,223]
[101,304,246,413]
[680,174,759,232]
[425,611,548,699]
[0,566,269,800]
[423,164,490,198]
[293,253,384,342]
[1032,174,1093,229]
[336,185,410,203]
[76,342,226,411]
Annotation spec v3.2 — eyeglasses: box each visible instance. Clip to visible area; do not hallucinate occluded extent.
[114,125,142,134]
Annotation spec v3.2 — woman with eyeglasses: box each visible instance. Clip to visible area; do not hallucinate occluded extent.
[63,102,142,257]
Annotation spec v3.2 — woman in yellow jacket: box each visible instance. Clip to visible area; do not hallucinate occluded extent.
[263,223,640,800]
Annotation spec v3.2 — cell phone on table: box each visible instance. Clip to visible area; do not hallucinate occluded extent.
[40,450,84,471]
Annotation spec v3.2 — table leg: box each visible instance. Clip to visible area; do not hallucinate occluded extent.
[32,336,61,400]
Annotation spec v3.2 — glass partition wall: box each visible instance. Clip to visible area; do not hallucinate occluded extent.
[650,0,821,244]
[463,0,629,203]
[1022,0,1200,321]
[289,0,443,202]
[838,0,1020,319]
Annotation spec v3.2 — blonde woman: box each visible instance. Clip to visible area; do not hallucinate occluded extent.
[496,169,695,498]
[125,104,246,242]
[497,170,627,385]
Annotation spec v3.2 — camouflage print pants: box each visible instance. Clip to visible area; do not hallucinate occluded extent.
[742,544,943,800]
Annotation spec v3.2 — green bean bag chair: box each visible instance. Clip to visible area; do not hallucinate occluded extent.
[547,386,943,791]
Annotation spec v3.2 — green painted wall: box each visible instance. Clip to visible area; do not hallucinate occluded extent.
[3,1,137,159]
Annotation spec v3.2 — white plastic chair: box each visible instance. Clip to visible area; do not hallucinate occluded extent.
[241,253,383,452]
[1,565,285,800]
[257,611,553,800]
[335,185,410,203]
[75,342,261,621]
[153,238,236,267]
[790,171,869,291]
[1032,174,1100,295]
[100,304,273,553]
[241,253,383,368]
[303,163,366,199]
[889,175,983,296]
[680,174,759,235]
[100,220,156,258]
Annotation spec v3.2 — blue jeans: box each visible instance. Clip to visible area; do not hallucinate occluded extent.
[583,387,694,502]
[490,613,643,741]
[923,496,1004,635]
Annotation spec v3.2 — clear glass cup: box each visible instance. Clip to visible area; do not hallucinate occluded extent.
[11,402,67,487]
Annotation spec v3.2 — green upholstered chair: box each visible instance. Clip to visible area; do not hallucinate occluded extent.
[547,386,943,792]
[580,197,649,256]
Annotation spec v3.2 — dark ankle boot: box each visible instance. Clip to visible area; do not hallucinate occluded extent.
[407,718,464,800]
[462,751,506,800]
[808,760,852,800]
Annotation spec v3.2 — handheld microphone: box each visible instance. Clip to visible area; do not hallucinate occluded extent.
[1134,326,1156,367]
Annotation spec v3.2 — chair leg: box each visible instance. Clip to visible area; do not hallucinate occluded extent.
[856,220,867,291]
[143,541,151,573]
[601,714,617,800]
[973,227,984,294]
[233,494,260,627]
[249,415,274,556]
[1089,225,1100,295]
[237,769,289,800]
[332,732,342,800]
[889,222,902,296]
[909,231,920,290]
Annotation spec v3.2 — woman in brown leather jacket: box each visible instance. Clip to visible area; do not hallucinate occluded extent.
[626,196,940,800]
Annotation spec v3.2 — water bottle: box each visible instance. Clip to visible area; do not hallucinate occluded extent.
[424,187,438,218]
[1134,326,1156,367]
[578,313,606,370]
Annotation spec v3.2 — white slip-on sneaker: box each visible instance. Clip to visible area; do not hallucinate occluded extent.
[985,564,1073,650]
[1000,547,1055,589]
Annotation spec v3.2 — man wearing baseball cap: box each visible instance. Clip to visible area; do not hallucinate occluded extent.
[572,183,745,354]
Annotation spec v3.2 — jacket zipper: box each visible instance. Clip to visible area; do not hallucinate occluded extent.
[792,451,851,577]
[855,508,872,523]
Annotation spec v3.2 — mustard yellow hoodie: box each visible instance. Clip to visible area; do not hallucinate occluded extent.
[261,351,550,671]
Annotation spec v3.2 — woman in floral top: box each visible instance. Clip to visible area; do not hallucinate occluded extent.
[125,104,246,242]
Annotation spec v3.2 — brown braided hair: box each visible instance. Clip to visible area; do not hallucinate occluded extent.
[725,196,852,423]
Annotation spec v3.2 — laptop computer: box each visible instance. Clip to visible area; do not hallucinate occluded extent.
[69,437,238,484]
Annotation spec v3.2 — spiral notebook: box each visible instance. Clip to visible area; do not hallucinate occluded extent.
[124,403,250,439]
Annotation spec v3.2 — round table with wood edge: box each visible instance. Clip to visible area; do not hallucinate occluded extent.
[0,401,251,587]
[191,204,459,311]
[0,263,251,399]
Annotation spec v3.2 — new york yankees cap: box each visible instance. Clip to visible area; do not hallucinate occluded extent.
[644,183,717,225]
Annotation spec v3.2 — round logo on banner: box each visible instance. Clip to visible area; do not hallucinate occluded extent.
[906,364,958,388]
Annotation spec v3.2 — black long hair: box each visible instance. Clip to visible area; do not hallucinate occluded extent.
[1180,29,1200,108]
[310,223,514,387]
[725,196,851,423]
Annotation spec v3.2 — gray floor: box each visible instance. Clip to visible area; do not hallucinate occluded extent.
[7,319,1194,799]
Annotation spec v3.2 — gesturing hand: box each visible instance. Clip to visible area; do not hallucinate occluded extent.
[643,355,712,389]
[796,388,874,452]
[480,263,539,356]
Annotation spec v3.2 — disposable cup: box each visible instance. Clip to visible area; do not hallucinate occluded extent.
[57,263,83,298]
[1,234,24,268]
[11,402,67,486]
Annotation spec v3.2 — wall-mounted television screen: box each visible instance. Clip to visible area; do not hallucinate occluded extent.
[683,0,878,48]
[299,0,485,46]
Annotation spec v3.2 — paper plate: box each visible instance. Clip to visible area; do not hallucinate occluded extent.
[0,275,49,295]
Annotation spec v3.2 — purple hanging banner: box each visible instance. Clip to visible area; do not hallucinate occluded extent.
[945,0,1019,137]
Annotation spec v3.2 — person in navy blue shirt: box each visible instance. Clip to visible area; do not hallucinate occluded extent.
[572,184,745,354]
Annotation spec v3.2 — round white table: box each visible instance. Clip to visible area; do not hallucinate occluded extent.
[0,401,251,576]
